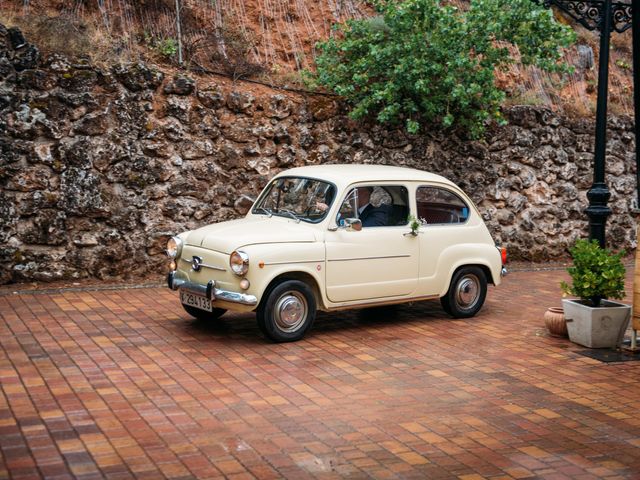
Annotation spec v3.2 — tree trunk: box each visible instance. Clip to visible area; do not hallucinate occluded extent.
[175,0,183,65]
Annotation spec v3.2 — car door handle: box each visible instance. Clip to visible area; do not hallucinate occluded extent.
[403,231,420,237]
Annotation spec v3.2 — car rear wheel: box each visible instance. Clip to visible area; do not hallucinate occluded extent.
[257,280,316,342]
[182,304,227,321]
[440,266,487,318]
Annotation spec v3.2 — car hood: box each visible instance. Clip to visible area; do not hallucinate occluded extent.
[185,216,318,254]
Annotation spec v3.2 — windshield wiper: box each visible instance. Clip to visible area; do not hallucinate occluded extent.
[254,207,273,217]
[277,209,301,223]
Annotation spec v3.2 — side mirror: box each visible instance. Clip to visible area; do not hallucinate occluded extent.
[344,218,362,232]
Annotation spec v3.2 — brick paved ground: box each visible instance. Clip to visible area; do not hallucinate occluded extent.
[1,269,640,479]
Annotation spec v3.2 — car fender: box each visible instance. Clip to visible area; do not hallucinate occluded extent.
[240,242,329,309]
[436,243,503,296]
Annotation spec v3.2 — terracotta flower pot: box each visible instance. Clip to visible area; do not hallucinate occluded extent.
[544,307,568,338]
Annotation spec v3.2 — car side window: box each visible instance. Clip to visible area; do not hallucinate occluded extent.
[416,186,469,225]
[337,185,409,227]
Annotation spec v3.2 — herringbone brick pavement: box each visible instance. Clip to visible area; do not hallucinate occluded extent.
[1,269,639,479]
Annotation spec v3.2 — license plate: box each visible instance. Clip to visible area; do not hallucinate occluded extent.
[180,291,212,312]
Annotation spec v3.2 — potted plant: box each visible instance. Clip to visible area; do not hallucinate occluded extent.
[560,239,631,348]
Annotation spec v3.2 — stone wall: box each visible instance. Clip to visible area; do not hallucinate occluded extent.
[0,24,637,284]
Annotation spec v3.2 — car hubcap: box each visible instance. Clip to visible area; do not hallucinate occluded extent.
[456,274,480,309]
[274,291,308,332]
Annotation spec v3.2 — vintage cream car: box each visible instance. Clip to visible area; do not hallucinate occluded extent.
[166,164,506,342]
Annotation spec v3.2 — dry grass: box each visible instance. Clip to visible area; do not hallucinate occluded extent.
[189,20,265,80]
[0,9,137,66]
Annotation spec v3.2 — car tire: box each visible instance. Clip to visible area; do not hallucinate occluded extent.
[440,266,487,318]
[182,304,227,321]
[257,280,316,342]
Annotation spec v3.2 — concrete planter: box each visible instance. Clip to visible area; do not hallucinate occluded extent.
[562,299,631,348]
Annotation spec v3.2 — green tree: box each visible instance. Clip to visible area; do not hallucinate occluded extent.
[314,0,575,137]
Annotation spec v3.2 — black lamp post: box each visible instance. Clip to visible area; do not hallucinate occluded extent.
[534,0,635,248]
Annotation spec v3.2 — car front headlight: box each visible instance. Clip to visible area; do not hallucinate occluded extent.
[166,236,183,259]
[230,250,249,276]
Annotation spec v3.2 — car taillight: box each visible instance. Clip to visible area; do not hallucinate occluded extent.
[500,247,507,265]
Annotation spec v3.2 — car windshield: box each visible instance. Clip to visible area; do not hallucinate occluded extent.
[253,177,336,223]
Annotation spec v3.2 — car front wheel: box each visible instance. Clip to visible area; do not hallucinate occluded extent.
[440,266,487,318]
[257,280,316,342]
[182,304,227,321]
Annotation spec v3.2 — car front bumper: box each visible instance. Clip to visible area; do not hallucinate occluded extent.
[167,271,258,306]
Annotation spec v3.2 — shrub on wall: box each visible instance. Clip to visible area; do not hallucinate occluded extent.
[314,0,575,137]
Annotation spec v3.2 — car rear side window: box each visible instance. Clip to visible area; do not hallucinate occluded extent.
[416,186,469,225]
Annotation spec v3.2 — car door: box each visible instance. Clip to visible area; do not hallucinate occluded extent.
[325,184,419,303]
[415,185,472,294]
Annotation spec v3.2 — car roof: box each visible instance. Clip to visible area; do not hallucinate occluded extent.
[274,164,458,190]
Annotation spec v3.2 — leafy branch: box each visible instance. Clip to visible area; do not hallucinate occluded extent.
[314,0,575,137]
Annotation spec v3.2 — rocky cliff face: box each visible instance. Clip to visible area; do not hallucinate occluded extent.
[0,24,637,284]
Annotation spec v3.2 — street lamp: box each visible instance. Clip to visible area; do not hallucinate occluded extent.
[534,0,636,248]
